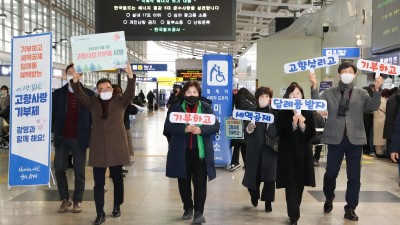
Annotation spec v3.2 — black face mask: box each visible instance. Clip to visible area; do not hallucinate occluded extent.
[185,96,199,105]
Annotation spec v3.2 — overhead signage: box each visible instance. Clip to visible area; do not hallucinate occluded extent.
[136,77,157,82]
[95,0,236,41]
[131,64,167,71]
[176,69,202,81]
[322,47,360,58]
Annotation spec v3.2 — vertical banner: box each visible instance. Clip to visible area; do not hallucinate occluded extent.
[202,54,233,166]
[9,33,52,187]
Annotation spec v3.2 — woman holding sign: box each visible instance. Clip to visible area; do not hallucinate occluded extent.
[276,83,316,225]
[164,81,220,224]
[242,86,278,213]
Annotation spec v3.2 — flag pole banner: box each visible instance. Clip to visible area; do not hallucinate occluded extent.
[202,54,233,166]
[9,33,52,187]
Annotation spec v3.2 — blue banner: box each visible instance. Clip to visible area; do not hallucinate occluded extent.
[9,33,52,187]
[322,47,360,58]
[202,54,233,167]
[130,64,167,71]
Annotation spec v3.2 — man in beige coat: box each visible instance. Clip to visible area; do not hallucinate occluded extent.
[71,64,135,225]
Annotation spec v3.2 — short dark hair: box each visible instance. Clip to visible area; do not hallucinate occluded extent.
[96,78,112,88]
[0,85,8,92]
[255,86,273,100]
[66,63,74,74]
[338,61,357,74]
[112,84,122,95]
[283,83,304,99]
[382,88,391,98]
[181,81,202,96]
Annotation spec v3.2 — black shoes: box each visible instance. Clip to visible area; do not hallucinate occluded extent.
[182,208,193,220]
[344,208,359,221]
[323,199,334,213]
[112,204,121,217]
[122,167,128,173]
[251,197,258,207]
[289,218,298,225]
[94,212,106,225]
[265,201,272,213]
[193,211,206,224]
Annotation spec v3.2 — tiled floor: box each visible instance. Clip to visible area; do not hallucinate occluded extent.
[1,108,400,225]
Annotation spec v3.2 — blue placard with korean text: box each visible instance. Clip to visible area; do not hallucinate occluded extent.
[202,54,233,167]
[319,81,333,94]
[130,64,167,71]
[284,55,339,74]
[232,109,274,124]
[322,47,360,58]
[9,33,52,187]
[271,98,327,111]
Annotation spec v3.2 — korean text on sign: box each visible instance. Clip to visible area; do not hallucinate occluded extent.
[225,119,243,139]
[357,59,400,76]
[271,98,327,111]
[284,55,339,74]
[232,109,274,123]
[169,112,216,125]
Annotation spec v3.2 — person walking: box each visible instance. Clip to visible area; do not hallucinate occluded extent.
[227,87,256,171]
[52,64,93,213]
[276,82,316,225]
[164,81,219,224]
[71,63,136,225]
[242,86,277,212]
[308,62,383,221]
[147,90,156,110]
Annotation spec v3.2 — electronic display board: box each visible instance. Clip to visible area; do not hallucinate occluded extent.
[95,0,236,41]
[372,0,400,54]
[176,69,202,80]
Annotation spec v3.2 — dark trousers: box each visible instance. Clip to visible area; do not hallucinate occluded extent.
[285,186,304,221]
[148,101,154,110]
[313,145,323,161]
[248,157,275,202]
[93,165,124,215]
[230,142,247,166]
[54,139,87,202]
[323,135,362,209]
[178,149,207,213]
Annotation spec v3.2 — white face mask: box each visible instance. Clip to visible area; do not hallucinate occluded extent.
[259,99,269,108]
[66,75,73,83]
[100,92,113,100]
[340,73,355,84]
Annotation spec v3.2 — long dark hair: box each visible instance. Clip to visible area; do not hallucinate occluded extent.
[235,88,256,106]
[283,82,304,99]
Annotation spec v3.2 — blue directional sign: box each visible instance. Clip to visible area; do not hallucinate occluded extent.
[130,64,167,71]
[322,47,360,58]
[136,77,157,82]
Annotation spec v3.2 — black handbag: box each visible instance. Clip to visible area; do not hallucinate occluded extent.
[265,134,279,153]
[265,123,279,153]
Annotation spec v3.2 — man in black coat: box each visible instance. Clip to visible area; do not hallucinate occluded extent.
[52,64,93,213]
[383,90,400,156]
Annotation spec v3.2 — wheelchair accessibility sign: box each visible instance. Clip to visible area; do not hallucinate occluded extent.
[207,60,228,86]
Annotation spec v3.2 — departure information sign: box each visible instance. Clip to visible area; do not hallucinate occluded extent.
[95,0,236,41]
[176,69,202,80]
